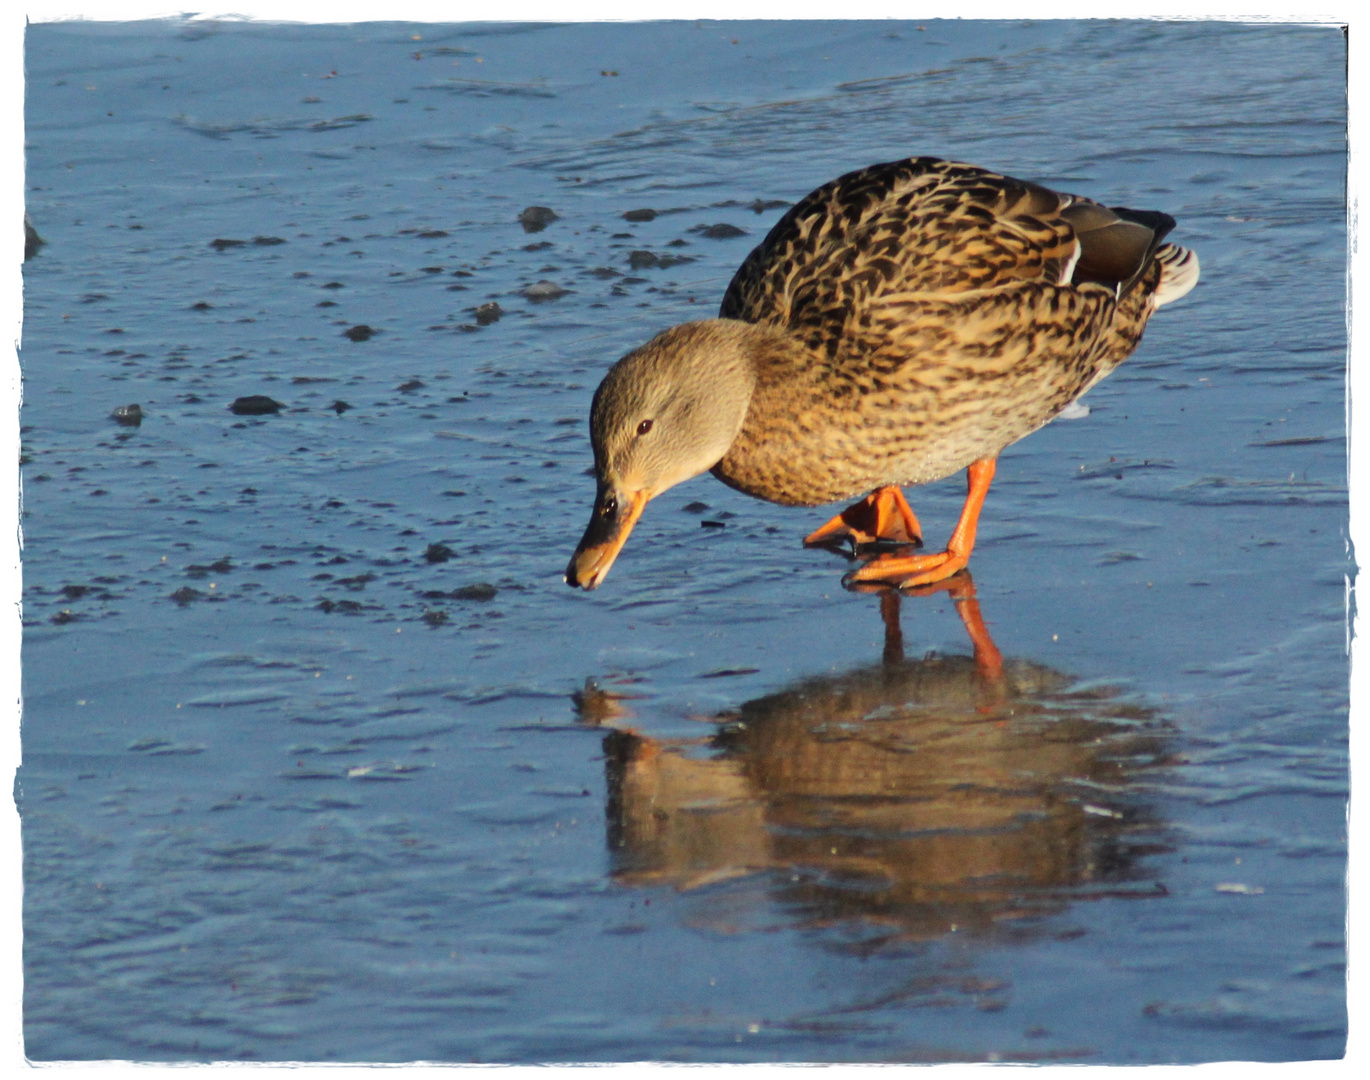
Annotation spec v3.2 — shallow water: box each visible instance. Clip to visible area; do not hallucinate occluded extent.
[20,18,1348,1063]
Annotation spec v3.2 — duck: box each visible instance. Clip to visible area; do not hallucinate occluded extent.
[565,155,1199,591]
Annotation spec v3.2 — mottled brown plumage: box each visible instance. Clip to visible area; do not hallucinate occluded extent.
[566,156,1199,590]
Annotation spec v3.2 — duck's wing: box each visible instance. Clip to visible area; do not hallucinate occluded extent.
[720,156,1176,355]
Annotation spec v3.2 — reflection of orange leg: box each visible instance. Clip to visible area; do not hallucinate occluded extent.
[878,590,904,666]
[945,577,1003,682]
[847,457,997,588]
[804,486,922,548]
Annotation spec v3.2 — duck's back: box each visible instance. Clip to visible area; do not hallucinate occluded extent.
[712,157,1198,506]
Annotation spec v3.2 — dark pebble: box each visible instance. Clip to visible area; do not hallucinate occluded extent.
[170,586,201,604]
[344,325,377,342]
[331,400,352,414]
[190,301,212,310]
[186,559,232,578]
[397,379,424,392]
[521,281,569,302]
[701,520,726,529]
[24,214,44,259]
[519,206,558,233]
[627,250,693,270]
[452,583,497,601]
[622,208,657,222]
[209,238,245,250]
[229,395,284,416]
[422,609,449,627]
[318,598,365,614]
[474,302,503,325]
[252,236,287,245]
[694,223,747,239]
[111,403,143,426]
[425,543,456,564]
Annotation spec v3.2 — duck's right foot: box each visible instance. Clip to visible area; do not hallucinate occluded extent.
[804,486,923,549]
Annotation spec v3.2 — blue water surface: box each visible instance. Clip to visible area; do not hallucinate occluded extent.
[20,18,1348,1063]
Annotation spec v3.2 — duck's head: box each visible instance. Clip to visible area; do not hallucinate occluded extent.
[565,320,758,590]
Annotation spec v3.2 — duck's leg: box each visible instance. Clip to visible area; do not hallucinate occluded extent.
[803,485,922,548]
[846,457,997,588]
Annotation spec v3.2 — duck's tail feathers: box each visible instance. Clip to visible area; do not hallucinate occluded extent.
[1151,244,1200,308]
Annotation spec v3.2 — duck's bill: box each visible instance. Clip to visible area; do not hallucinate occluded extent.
[565,488,648,590]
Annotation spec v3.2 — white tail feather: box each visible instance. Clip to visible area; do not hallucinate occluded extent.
[1152,244,1200,307]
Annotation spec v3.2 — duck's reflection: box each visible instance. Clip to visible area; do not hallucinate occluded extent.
[577,575,1171,942]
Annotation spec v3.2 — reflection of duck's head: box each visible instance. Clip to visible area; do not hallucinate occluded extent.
[594,581,1171,941]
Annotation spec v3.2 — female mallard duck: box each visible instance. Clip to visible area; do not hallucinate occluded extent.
[565,156,1199,590]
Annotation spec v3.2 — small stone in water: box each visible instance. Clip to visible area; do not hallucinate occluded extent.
[519,206,558,233]
[229,396,284,416]
[425,543,456,563]
[521,280,568,302]
[111,403,143,426]
[344,325,377,342]
[623,208,657,222]
[452,583,497,601]
[474,302,503,325]
[693,223,747,238]
[332,400,352,414]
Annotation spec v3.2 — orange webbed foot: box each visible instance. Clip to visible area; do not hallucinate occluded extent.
[844,549,970,589]
[842,457,998,590]
[804,486,922,549]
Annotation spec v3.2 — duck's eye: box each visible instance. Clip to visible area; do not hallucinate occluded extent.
[601,495,618,518]
[636,419,654,437]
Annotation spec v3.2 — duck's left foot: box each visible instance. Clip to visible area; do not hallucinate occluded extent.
[804,486,922,549]
[844,549,970,589]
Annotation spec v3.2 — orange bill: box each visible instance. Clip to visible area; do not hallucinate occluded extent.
[565,487,649,590]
